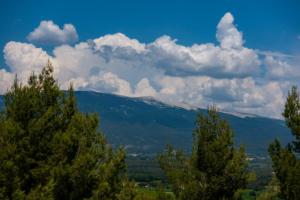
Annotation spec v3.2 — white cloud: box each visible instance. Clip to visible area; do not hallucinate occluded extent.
[0,69,14,94]
[93,33,146,53]
[52,43,103,83]
[257,50,296,59]
[85,72,133,96]
[264,55,300,80]
[3,41,52,80]
[134,78,157,97]
[2,12,299,118]
[148,35,260,77]
[216,12,244,49]
[156,76,285,117]
[27,20,78,45]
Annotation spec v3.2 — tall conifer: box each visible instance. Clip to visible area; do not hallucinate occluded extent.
[0,62,135,200]
[159,106,250,200]
[269,86,300,200]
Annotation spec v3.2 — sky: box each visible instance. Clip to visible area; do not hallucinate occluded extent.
[0,0,300,118]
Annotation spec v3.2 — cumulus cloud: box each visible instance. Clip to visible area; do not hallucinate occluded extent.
[2,12,299,118]
[157,76,285,117]
[93,33,146,53]
[0,69,14,94]
[148,35,260,77]
[4,41,52,80]
[216,12,244,49]
[264,55,300,80]
[135,78,157,97]
[27,20,78,45]
[84,72,133,96]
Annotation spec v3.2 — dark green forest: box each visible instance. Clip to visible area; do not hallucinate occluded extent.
[1,63,300,199]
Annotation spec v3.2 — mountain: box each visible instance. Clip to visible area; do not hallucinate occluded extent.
[0,91,292,156]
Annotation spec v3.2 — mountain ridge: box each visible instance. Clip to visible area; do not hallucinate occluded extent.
[0,91,292,156]
[90,91,272,119]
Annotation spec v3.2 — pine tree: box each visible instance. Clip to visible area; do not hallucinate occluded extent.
[158,106,251,200]
[269,86,300,200]
[0,61,135,199]
[256,174,280,200]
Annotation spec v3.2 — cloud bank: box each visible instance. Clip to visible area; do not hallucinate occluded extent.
[2,12,300,118]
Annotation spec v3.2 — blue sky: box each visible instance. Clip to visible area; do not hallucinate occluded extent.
[0,0,300,118]
[1,0,300,57]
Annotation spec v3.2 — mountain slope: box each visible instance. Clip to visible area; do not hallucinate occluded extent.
[0,91,292,156]
[74,91,292,156]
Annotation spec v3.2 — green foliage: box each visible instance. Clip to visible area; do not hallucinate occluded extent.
[256,175,280,200]
[135,187,157,200]
[158,106,251,200]
[155,185,174,200]
[283,86,300,152]
[0,62,135,199]
[269,86,300,200]
[134,186,174,200]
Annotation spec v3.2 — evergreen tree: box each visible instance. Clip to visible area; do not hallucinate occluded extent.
[269,86,300,200]
[0,61,135,200]
[158,106,251,200]
[256,174,280,200]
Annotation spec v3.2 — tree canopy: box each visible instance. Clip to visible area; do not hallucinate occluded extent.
[0,62,135,200]
[158,107,251,200]
[269,86,300,200]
